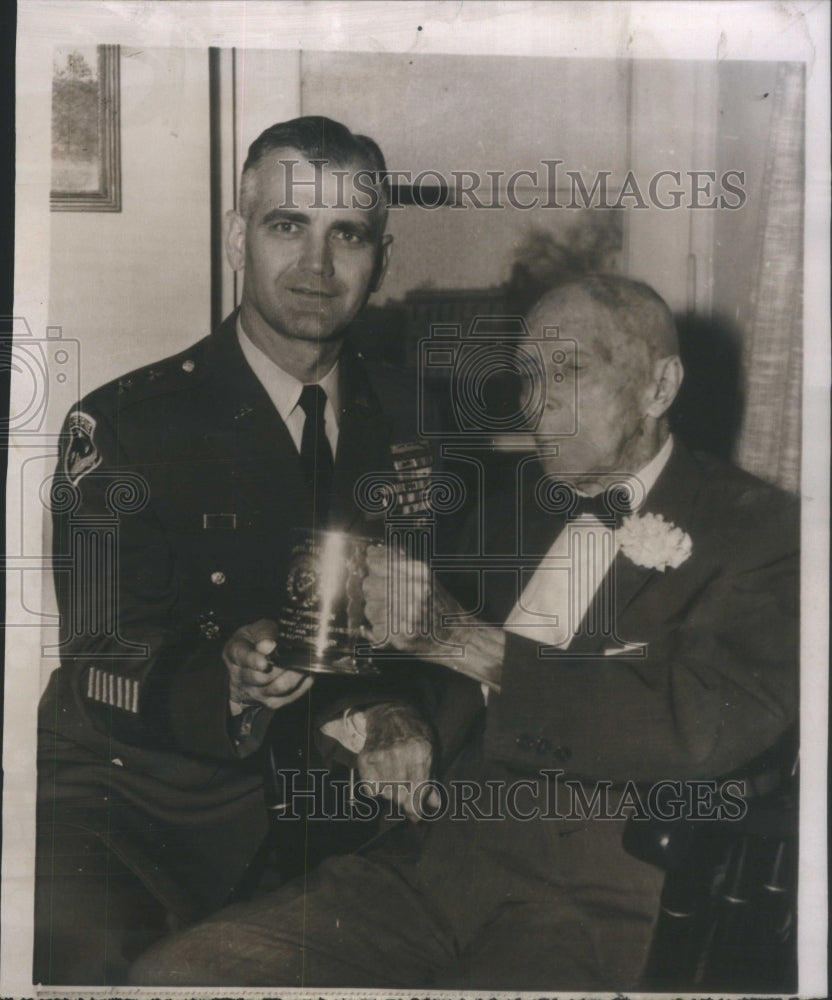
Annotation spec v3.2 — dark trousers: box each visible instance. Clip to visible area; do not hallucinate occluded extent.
[34,771,383,984]
[130,764,665,990]
[34,822,172,985]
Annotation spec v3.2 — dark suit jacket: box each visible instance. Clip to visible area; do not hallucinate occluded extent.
[38,313,437,917]
[431,444,798,791]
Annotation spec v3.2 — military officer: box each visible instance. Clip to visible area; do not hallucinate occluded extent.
[35,116,438,984]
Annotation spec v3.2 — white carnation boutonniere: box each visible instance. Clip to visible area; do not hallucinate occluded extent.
[618,513,693,572]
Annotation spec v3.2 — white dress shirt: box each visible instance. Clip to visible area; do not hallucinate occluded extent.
[237,319,341,457]
[503,435,675,652]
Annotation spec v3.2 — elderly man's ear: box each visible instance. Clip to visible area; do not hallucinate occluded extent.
[644,355,684,419]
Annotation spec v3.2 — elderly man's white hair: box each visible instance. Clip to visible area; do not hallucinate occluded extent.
[528,275,679,370]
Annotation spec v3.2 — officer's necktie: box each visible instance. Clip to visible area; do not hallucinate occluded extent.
[298,385,334,512]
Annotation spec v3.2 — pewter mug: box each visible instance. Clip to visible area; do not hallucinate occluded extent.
[276,529,380,675]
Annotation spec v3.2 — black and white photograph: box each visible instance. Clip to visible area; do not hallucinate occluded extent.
[4,2,829,996]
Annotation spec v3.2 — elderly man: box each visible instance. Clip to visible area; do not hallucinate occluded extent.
[35,117,439,984]
[131,275,798,990]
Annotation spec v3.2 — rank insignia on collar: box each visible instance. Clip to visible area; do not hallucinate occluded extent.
[65,411,102,486]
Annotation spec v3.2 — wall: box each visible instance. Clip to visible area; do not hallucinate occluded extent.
[48,46,212,401]
[712,60,779,329]
[222,50,631,314]
[626,59,718,314]
[224,51,729,316]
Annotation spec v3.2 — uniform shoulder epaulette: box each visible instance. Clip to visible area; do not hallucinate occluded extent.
[86,335,212,413]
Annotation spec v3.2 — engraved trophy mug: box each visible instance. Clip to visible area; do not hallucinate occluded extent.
[275,528,380,675]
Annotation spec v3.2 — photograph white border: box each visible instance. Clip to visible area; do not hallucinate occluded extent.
[7,2,829,996]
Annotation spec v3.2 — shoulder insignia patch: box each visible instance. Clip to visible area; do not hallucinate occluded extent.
[65,411,102,485]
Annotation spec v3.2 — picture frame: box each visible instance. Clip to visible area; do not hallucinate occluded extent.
[50,44,121,212]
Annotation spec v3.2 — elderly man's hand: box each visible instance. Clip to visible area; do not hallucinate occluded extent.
[355,702,439,822]
[223,619,313,710]
[362,546,505,690]
[362,546,460,653]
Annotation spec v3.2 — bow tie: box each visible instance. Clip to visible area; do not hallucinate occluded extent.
[568,485,633,524]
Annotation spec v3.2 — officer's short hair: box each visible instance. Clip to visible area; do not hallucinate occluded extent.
[239,116,389,224]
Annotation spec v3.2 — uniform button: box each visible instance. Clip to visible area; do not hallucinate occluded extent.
[182,359,195,373]
[552,745,572,762]
[515,734,536,750]
[535,737,552,754]
[210,570,226,585]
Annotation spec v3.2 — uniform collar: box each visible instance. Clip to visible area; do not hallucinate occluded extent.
[205,311,382,428]
[236,315,341,425]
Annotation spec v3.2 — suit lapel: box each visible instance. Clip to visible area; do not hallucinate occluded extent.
[569,443,705,654]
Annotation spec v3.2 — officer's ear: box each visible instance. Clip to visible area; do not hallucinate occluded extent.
[370,234,393,293]
[224,210,247,272]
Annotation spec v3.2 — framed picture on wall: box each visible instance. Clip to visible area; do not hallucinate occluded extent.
[50,44,121,211]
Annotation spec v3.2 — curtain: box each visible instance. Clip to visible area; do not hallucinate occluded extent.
[735,63,804,493]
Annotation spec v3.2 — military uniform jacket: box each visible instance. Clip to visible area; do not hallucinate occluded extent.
[38,313,434,918]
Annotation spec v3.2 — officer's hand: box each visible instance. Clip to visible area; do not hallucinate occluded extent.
[223,619,313,710]
[356,702,440,823]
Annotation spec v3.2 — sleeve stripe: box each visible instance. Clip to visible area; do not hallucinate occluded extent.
[84,667,140,714]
